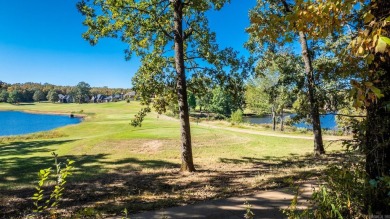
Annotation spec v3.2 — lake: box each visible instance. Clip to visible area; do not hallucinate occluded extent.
[0,111,81,137]
[244,114,337,130]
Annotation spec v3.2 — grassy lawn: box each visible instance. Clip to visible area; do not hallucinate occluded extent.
[0,101,344,217]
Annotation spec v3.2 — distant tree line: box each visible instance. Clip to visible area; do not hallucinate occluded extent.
[0,81,132,104]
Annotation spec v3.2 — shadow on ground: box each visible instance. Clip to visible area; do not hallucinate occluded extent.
[0,139,348,218]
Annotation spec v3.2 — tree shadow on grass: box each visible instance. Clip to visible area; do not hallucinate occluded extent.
[0,140,75,157]
[0,140,76,184]
[0,149,181,218]
[0,141,349,218]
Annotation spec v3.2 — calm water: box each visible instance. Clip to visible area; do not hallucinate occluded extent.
[244,114,337,130]
[0,111,81,136]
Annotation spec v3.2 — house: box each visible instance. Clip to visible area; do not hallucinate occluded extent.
[58,94,74,103]
[91,94,106,103]
[103,96,113,102]
[124,91,136,100]
[112,94,123,101]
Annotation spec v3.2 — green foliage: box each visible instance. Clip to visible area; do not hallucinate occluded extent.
[0,90,8,102]
[208,86,243,117]
[230,109,243,124]
[78,0,245,121]
[130,107,151,127]
[72,81,91,104]
[0,81,131,103]
[46,90,59,103]
[188,93,197,111]
[244,78,270,115]
[284,151,390,218]
[33,90,46,102]
[245,51,300,127]
[7,90,22,104]
[210,87,231,116]
[32,152,74,214]
[77,0,247,172]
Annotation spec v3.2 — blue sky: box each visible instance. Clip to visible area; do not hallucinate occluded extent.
[0,0,256,88]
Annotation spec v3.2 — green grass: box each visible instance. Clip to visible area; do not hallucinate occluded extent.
[0,101,344,217]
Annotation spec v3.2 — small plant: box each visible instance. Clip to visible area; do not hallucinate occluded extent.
[122,208,130,219]
[244,200,255,219]
[32,152,75,214]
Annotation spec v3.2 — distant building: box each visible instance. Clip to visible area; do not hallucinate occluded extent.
[91,94,106,103]
[124,91,136,100]
[103,96,113,102]
[58,94,74,103]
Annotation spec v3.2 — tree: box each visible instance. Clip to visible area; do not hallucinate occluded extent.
[209,86,231,116]
[245,78,271,116]
[348,1,390,212]
[78,0,243,172]
[7,90,22,104]
[248,0,390,213]
[188,93,196,111]
[247,0,338,155]
[263,51,301,131]
[73,82,91,104]
[33,90,46,102]
[47,90,59,103]
[290,0,390,212]
[0,90,8,102]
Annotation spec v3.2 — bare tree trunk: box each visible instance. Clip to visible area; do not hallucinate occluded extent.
[173,0,195,172]
[298,31,325,155]
[280,107,284,131]
[280,0,325,155]
[272,106,276,131]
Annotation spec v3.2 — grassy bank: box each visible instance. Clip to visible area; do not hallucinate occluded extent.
[0,101,344,217]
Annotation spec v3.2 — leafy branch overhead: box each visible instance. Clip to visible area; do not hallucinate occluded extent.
[78,0,245,117]
[78,0,247,172]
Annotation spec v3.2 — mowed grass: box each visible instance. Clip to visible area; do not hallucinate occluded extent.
[0,101,343,217]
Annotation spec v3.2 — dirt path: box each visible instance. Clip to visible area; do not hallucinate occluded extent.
[120,181,317,219]
[158,114,350,141]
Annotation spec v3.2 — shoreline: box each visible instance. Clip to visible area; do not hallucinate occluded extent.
[0,109,86,120]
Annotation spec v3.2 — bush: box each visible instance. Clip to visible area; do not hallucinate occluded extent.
[283,151,390,218]
[230,109,243,124]
[296,127,308,134]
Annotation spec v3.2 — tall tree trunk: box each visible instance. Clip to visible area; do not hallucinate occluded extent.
[280,0,325,155]
[173,0,195,172]
[363,0,390,212]
[298,31,325,155]
[272,106,276,131]
[280,107,284,131]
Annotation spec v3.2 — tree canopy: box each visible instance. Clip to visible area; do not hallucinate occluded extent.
[72,82,91,104]
[78,0,246,172]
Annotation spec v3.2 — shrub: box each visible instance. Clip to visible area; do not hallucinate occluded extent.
[283,151,390,218]
[230,109,243,124]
